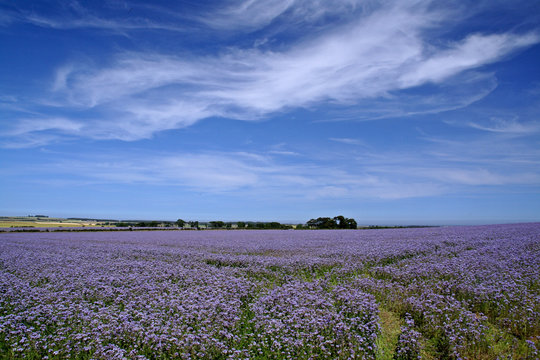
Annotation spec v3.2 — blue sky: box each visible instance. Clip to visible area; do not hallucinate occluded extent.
[1,0,540,224]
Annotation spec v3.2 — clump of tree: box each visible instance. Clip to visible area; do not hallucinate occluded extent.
[175,219,295,230]
[236,221,246,228]
[210,221,226,228]
[306,215,357,229]
[115,222,132,227]
[202,221,293,230]
[135,221,161,227]
[246,222,292,229]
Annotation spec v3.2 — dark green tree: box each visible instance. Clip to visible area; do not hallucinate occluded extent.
[210,221,225,228]
[333,215,347,229]
[306,216,357,229]
[307,217,337,229]
[267,222,282,229]
[346,218,358,229]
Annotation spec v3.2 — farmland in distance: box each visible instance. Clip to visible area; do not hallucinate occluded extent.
[0,223,538,359]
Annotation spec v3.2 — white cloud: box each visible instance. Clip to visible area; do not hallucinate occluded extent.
[5,117,84,136]
[467,118,540,135]
[330,138,367,146]
[4,1,540,145]
[412,167,540,186]
[268,150,301,156]
[14,2,187,33]
[198,0,365,32]
[28,150,428,199]
[399,32,540,87]
[0,117,85,148]
[28,139,538,202]
[0,134,62,149]
[200,0,296,30]
[48,153,262,191]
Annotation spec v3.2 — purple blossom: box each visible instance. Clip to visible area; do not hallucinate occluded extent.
[0,223,538,358]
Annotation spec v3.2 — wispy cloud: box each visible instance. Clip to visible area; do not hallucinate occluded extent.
[199,0,296,31]
[467,118,540,135]
[319,72,499,122]
[268,150,301,156]
[6,117,84,136]
[2,1,188,33]
[32,151,444,200]
[0,134,62,149]
[399,32,540,87]
[3,1,540,147]
[12,135,538,202]
[330,138,368,146]
[0,118,84,148]
[198,0,363,32]
[394,166,540,186]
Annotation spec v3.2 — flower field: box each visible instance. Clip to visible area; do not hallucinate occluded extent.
[1,223,539,359]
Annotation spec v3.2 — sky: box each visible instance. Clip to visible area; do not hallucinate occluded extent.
[1,0,540,225]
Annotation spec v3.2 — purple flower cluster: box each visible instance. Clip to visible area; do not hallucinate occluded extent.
[249,280,379,359]
[0,223,538,359]
[394,314,422,360]
[0,234,254,358]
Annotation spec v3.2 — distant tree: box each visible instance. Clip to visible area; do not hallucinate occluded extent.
[189,221,199,229]
[267,222,282,229]
[346,218,358,229]
[306,218,318,228]
[307,216,357,229]
[307,217,337,229]
[210,221,225,228]
[334,215,347,229]
[176,219,186,227]
[136,221,159,227]
[237,221,246,228]
[296,224,305,230]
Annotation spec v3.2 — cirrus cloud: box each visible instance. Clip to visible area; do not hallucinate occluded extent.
[2,1,539,146]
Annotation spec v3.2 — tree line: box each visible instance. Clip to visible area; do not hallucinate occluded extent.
[111,216,359,230]
[175,220,293,230]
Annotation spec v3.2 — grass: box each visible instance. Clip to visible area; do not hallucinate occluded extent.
[376,309,402,360]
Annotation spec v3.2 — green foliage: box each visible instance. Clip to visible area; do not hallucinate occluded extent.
[210,221,225,228]
[306,215,358,229]
[135,221,160,227]
[244,222,292,229]
[115,222,131,227]
[375,309,402,360]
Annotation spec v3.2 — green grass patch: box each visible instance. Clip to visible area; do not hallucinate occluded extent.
[375,308,402,360]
